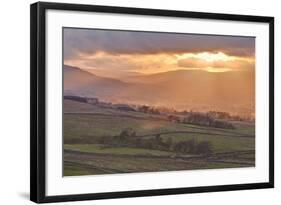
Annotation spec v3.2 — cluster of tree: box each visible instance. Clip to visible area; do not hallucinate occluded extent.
[207,111,231,119]
[173,138,213,154]
[137,105,178,115]
[96,128,213,155]
[207,111,254,122]
[182,112,235,129]
[137,105,161,115]
[166,112,235,129]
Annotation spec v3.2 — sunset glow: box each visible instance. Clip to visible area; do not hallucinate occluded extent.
[63,28,255,114]
[63,28,256,176]
[64,28,255,75]
[65,50,254,74]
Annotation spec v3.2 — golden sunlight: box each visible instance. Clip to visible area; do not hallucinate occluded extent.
[176,52,234,62]
[65,51,255,75]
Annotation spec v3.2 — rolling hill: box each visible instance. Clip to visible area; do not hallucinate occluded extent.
[64,65,129,98]
[64,64,255,115]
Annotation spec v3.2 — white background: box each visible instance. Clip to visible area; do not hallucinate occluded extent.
[0,0,279,204]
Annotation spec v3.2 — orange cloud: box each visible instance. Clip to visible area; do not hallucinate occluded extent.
[177,52,254,72]
[65,50,255,75]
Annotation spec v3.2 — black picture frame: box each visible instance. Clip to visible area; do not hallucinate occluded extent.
[30,1,274,203]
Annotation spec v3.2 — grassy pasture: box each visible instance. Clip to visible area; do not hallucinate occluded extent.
[64,113,254,153]
[63,100,255,176]
[64,150,248,176]
[64,144,174,156]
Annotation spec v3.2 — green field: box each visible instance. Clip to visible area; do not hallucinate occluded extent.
[63,99,255,176]
[65,144,174,156]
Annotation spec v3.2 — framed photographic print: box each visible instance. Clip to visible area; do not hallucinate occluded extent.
[30,1,274,203]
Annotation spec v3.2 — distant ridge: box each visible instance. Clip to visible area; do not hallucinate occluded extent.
[64,64,255,115]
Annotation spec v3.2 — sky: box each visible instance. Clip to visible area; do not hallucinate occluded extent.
[64,28,255,74]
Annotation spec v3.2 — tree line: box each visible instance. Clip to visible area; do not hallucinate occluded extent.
[168,112,235,129]
[96,128,213,155]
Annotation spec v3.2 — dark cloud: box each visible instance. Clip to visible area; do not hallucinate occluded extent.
[64,28,255,60]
